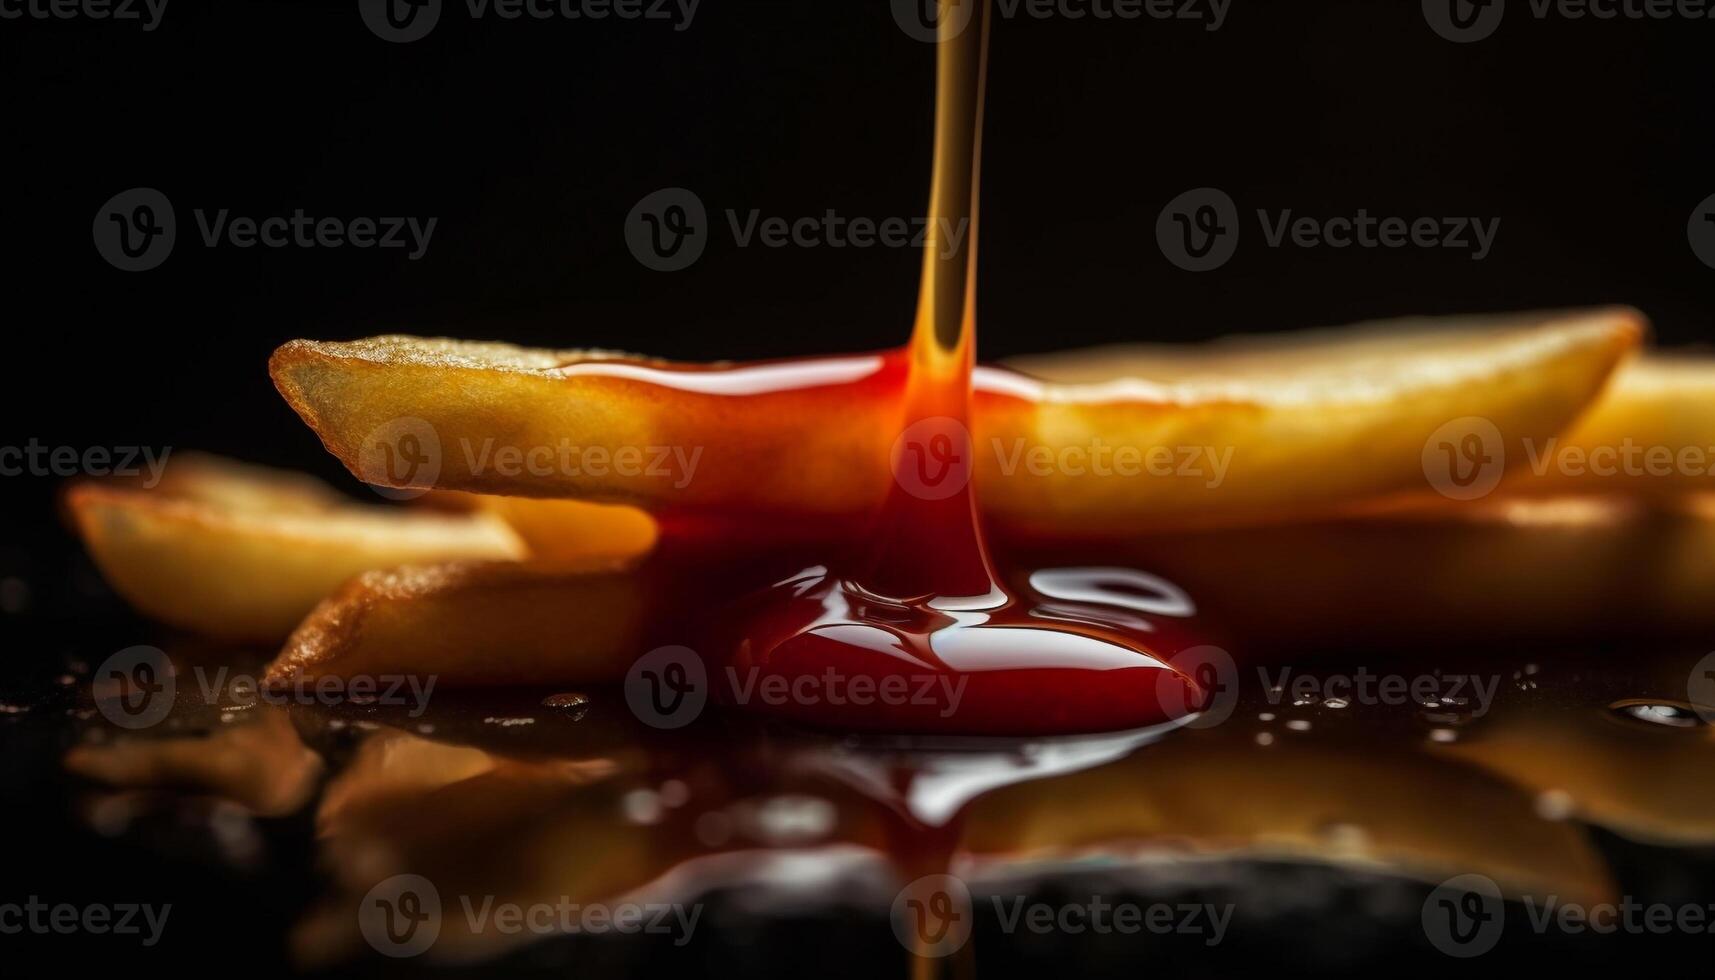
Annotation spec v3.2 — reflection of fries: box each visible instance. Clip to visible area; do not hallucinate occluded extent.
[961,728,1615,906]
[1435,697,1715,846]
[65,704,322,816]
[270,309,1641,532]
[66,453,527,641]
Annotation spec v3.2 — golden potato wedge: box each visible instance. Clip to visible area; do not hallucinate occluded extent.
[271,309,1641,533]
[266,559,645,689]
[1038,493,1715,652]
[1499,354,1715,497]
[426,490,658,561]
[67,453,527,642]
[994,307,1642,533]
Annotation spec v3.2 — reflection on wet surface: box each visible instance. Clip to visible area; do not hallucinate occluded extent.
[28,633,1712,971]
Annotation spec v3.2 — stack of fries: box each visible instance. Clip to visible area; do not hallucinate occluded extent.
[66,306,1715,682]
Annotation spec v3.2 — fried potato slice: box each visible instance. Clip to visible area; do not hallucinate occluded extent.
[270,309,1641,532]
[427,490,658,561]
[1498,354,1715,497]
[994,307,1643,533]
[265,559,645,689]
[66,453,527,642]
[1059,493,1715,652]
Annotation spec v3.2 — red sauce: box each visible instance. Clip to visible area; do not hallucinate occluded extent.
[690,3,1211,735]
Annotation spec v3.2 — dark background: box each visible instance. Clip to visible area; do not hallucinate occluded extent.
[2,2,1713,976]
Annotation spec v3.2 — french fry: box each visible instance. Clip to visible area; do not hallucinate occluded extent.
[1044,493,1715,652]
[1499,354,1715,497]
[271,308,1642,533]
[66,453,528,642]
[426,490,658,561]
[265,559,646,689]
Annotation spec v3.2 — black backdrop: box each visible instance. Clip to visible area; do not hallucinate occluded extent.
[2,3,1714,977]
[6,0,1713,613]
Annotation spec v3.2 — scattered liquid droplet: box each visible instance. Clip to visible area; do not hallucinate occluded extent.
[1323,697,1349,710]
[1609,700,1707,730]
[542,692,591,720]
[1285,719,1311,732]
[1428,727,1458,743]
[1255,732,1275,746]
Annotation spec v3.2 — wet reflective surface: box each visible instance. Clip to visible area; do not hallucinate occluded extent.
[5,599,1713,978]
